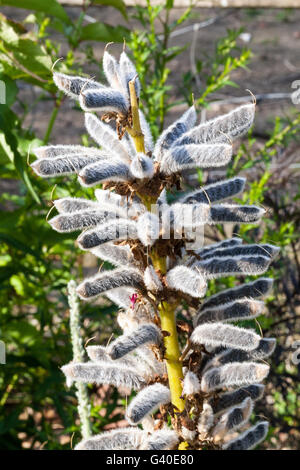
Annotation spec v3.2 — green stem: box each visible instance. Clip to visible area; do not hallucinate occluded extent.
[43,95,62,144]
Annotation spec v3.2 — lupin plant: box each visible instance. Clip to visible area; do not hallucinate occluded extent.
[31,47,278,451]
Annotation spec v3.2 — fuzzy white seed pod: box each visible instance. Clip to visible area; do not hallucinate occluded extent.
[79,87,128,115]
[182,371,201,396]
[31,153,106,178]
[126,383,171,424]
[161,143,233,175]
[175,103,255,146]
[201,362,270,393]
[141,430,179,450]
[107,323,162,360]
[143,266,163,292]
[33,145,102,159]
[76,268,144,300]
[137,212,160,247]
[53,72,104,99]
[200,243,279,261]
[209,204,265,225]
[222,421,269,450]
[197,403,214,439]
[191,323,260,352]
[75,427,147,450]
[166,266,207,298]
[210,384,265,416]
[102,50,123,92]
[208,338,276,369]
[61,362,146,390]
[195,237,243,257]
[194,299,265,326]
[154,106,197,161]
[77,219,137,250]
[79,160,131,186]
[84,113,130,162]
[194,255,272,279]
[54,197,100,214]
[119,51,140,98]
[130,153,155,179]
[91,243,135,268]
[199,278,273,311]
[180,177,246,205]
[181,427,196,442]
[49,209,118,233]
[212,397,253,443]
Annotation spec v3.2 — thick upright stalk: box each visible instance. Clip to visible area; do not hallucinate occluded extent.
[127,82,185,412]
[127,79,145,153]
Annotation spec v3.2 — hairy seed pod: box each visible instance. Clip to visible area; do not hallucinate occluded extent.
[143,266,163,292]
[166,266,207,298]
[31,153,106,177]
[210,384,265,416]
[201,362,270,392]
[33,144,102,159]
[119,51,140,98]
[107,323,162,360]
[76,268,144,300]
[61,362,146,390]
[161,143,233,175]
[194,255,272,279]
[79,87,128,115]
[84,113,130,162]
[194,299,265,326]
[195,238,243,257]
[223,421,269,450]
[105,287,136,309]
[182,371,201,396]
[180,177,246,205]
[197,403,214,439]
[77,219,137,249]
[191,323,261,352]
[54,197,100,214]
[102,50,122,92]
[204,339,276,372]
[154,106,197,161]
[130,153,155,179]
[79,160,131,186]
[75,428,147,450]
[49,209,119,233]
[200,244,279,261]
[137,212,160,247]
[126,383,170,424]
[53,72,103,99]
[212,397,253,443]
[141,430,179,450]
[91,243,135,267]
[175,103,255,146]
[199,278,273,311]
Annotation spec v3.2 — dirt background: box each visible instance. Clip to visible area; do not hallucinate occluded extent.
[2,5,300,144]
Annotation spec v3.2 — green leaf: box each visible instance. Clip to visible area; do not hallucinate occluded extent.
[0,233,40,258]
[79,22,130,43]
[0,74,18,106]
[92,0,127,19]
[0,0,71,25]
